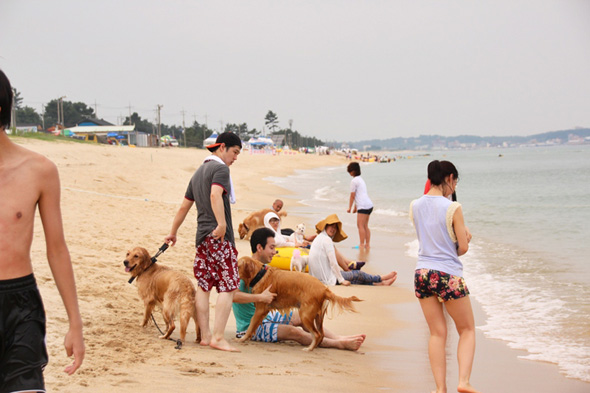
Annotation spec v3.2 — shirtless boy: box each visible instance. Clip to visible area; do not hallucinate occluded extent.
[0,69,84,392]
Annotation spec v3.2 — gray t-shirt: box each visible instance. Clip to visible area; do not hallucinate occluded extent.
[185,160,235,246]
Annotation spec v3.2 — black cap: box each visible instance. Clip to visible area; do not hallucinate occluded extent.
[206,132,243,152]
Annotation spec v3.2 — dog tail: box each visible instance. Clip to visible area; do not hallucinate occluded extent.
[325,290,362,315]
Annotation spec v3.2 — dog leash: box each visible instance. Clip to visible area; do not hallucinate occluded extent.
[150,314,183,349]
[128,243,169,284]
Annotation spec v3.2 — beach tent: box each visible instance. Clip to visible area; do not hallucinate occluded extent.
[203,132,218,148]
[247,137,274,148]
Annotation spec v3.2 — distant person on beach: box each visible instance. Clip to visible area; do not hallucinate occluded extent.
[0,69,85,392]
[308,214,397,286]
[165,131,242,352]
[410,160,479,393]
[346,162,373,249]
[232,227,366,351]
[271,199,284,214]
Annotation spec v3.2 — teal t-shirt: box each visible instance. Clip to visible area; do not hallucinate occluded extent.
[232,280,255,332]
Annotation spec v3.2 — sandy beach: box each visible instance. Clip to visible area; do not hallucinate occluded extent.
[16,138,589,392]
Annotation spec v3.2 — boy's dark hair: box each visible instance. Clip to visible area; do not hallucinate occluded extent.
[0,69,13,129]
[347,162,361,176]
[250,227,276,253]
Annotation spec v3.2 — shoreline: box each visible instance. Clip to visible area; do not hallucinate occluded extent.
[266,156,590,391]
[15,138,590,392]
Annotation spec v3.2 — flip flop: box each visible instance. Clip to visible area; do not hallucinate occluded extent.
[348,261,365,270]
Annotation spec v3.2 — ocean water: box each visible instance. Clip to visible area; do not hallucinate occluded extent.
[268,144,590,382]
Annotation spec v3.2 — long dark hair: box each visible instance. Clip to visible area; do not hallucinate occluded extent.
[427,160,459,187]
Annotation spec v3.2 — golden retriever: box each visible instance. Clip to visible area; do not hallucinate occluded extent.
[238,208,287,239]
[237,256,361,351]
[124,247,199,345]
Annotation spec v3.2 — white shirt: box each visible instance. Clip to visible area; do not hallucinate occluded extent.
[350,176,373,210]
[263,212,295,247]
[308,230,345,285]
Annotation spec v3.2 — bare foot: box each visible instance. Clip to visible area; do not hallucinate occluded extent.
[210,338,240,352]
[342,334,366,343]
[458,383,480,393]
[374,272,397,286]
[199,334,211,346]
[341,336,365,351]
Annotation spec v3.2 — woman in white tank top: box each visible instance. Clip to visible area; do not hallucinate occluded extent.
[410,160,479,393]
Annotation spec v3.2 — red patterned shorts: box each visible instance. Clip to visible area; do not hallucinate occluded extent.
[194,234,239,293]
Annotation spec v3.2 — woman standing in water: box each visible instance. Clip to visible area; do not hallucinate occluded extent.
[346,162,373,249]
[410,160,479,393]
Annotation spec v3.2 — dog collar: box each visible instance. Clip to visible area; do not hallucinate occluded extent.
[249,265,268,288]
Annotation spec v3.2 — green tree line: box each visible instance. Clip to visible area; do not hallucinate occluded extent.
[12,90,325,148]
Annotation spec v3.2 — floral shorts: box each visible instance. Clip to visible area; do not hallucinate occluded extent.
[194,234,239,293]
[414,269,469,302]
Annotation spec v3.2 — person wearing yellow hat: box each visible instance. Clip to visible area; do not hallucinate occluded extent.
[308,214,397,286]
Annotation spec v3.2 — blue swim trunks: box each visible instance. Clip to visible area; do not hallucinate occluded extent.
[236,310,293,343]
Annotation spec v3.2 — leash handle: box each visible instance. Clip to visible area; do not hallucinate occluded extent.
[151,243,169,261]
[129,243,170,285]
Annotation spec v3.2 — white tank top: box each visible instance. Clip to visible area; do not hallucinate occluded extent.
[410,195,463,277]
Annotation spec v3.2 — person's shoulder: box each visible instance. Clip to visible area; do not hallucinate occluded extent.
[12,145,57,175]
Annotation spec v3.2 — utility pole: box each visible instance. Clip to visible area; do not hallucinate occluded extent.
[181,109,187,147]
[94,99,98,117]
[10,88,16,132]
[289,119,293,148]
[156,104,163,143]
[57,96,66,131]
[128,102,133,125]
[40,103,45,131]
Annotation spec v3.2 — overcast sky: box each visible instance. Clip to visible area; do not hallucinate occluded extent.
[2,0,589,141]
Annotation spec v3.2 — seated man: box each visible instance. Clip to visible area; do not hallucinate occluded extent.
[232,227,365,351]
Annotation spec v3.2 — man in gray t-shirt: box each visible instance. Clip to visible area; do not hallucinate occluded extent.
[185,160,235,246]
[165,131,242,352]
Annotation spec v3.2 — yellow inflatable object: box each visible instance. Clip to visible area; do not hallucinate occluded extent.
[270,247,310,272]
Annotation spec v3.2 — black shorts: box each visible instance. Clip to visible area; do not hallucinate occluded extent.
[357,207,373,215]
[0,274,48,393]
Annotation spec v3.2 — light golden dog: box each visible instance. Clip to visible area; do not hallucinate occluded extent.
[237,256,361,351]
[238,208,287,239]
[124,247,199,345]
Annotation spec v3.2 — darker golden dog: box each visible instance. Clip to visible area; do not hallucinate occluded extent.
[237,256,361,351]
[124,247,199,344]
[238,208,287,239]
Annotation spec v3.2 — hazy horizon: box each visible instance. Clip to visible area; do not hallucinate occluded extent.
[2,0,589,142]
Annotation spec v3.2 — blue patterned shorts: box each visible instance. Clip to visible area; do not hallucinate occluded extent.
[236,310,293,343]
[414,269,469,302]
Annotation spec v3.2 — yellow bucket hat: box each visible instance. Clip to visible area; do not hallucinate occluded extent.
[315,214,348,243]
